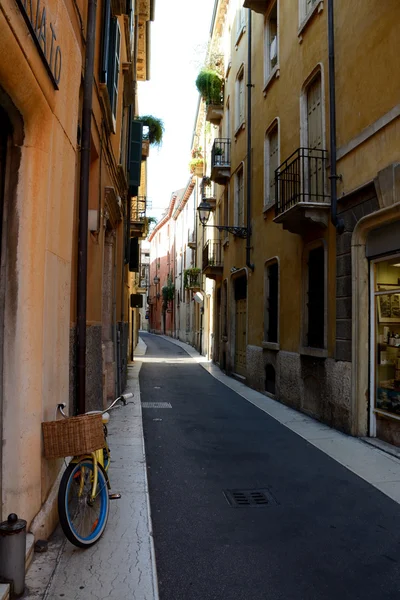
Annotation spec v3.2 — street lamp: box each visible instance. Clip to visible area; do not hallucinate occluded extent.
[153,275,160,285]
[197,200,248,239]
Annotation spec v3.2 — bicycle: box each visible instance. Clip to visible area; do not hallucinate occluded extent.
[56,393,133,548]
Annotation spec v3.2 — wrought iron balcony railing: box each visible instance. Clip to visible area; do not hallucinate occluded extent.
[202,239,222,271]
[184,269,201,290]
[211,138,231,170]
[275,148,330,217]
[131,196,146,222]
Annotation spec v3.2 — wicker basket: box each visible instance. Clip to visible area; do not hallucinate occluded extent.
[42,413,105,459]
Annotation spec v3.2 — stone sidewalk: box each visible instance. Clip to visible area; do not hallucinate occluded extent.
[23,337,158,600]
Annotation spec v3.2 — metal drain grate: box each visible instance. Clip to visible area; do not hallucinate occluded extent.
[223,489,275,507]
[141,402,172,409]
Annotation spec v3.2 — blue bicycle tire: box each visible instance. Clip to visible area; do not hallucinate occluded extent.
[58,459,110,548]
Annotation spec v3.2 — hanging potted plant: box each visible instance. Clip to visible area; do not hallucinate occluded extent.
[136,115,165,147]
[189,146,204,176]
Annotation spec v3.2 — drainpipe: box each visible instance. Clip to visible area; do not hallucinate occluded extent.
[76,0,97,415]
[246,9,255,271]
[327,0,344,234]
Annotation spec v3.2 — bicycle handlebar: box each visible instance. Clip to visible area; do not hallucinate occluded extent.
[57,393,134,419]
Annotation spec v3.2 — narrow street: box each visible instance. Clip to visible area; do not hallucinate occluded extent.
[140,333,400,600]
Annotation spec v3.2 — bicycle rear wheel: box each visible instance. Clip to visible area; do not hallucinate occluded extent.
[58,459,110,548]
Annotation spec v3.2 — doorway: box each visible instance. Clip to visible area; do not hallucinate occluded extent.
[234,276,247,376]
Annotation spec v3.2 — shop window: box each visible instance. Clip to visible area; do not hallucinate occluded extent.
[373,256,400,418]
[264,261,279,343]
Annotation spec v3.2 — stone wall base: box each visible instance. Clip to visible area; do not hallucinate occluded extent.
[246,345,352,433]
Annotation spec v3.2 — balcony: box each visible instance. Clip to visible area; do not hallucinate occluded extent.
[130,196,147,236]
[210,139,231,185]
[274,148,330,235]
[243,0,272,14]
[206,102,224,126]
[184,268,202,291]
[188,231,196,250]
[202,240,223,280]
[201,177,216,210]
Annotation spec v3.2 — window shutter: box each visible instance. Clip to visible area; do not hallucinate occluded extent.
[100,0,111,83]
[128,120,143,192]
[107,18,118,110]
[129,237,139,272]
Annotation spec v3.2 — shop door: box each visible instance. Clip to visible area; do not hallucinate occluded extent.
[307,75,323,201]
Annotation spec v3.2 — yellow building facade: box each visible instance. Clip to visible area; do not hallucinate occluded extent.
[193,0,400,447]
[0,0,154,535]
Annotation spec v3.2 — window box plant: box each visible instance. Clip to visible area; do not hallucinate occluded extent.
[195,69,224,106]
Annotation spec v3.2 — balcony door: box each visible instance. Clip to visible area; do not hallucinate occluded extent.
[307,75,323,201]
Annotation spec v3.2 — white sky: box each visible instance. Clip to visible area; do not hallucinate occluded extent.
[138,0,216,221]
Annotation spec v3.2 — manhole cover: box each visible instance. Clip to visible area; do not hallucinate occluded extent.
[223,489,276,507]
[141,402,172,408]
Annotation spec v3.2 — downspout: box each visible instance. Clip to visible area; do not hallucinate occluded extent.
[76,0,97,415]
[246,8,255,271]
[327,0,344,234]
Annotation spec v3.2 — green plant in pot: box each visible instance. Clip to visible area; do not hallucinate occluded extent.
[136,115,165,147]
[183,267,201,289]
[195,69,224,106]
[214,145,224,164]
[162,274,175,310]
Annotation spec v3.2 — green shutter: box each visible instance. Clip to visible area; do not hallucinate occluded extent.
[129,120,143,192]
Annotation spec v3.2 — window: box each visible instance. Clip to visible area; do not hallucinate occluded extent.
[264,261,279,343]
[236,67,245,131]
[264,121,279,207]
[100,3,121,122]
[236,0,246,38]
[264,2,278,81]
[306,245,325,348]
[235,166,244,227]
[225,97,231,140]
[299,0,319,25]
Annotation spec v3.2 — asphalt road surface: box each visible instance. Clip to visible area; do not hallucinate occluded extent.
[140,333,400,600]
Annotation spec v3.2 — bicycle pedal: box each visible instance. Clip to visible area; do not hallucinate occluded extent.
[109,493,122,500]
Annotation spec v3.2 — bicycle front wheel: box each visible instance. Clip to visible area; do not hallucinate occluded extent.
[58,459,110,548]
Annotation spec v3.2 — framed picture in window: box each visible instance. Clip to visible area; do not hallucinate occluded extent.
[377,284,400,323]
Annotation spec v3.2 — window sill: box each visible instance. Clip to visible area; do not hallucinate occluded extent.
[234,121,246,138]
[300,346,328,358]
[298,1,324,41]
[263,200,275,216]
[235,25,246,48]
[263,65,280,97]
[225,60,232,79]
[262,341,280,351]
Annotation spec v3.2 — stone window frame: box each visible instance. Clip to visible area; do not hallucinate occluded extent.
[301,239,328,357]
[263,0,280,92]
[263,117,280,213]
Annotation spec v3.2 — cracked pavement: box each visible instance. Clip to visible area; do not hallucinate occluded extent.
[24,338,158,600]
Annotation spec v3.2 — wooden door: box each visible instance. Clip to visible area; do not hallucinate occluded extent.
[307,75,323,201]
[235,298,247,376]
